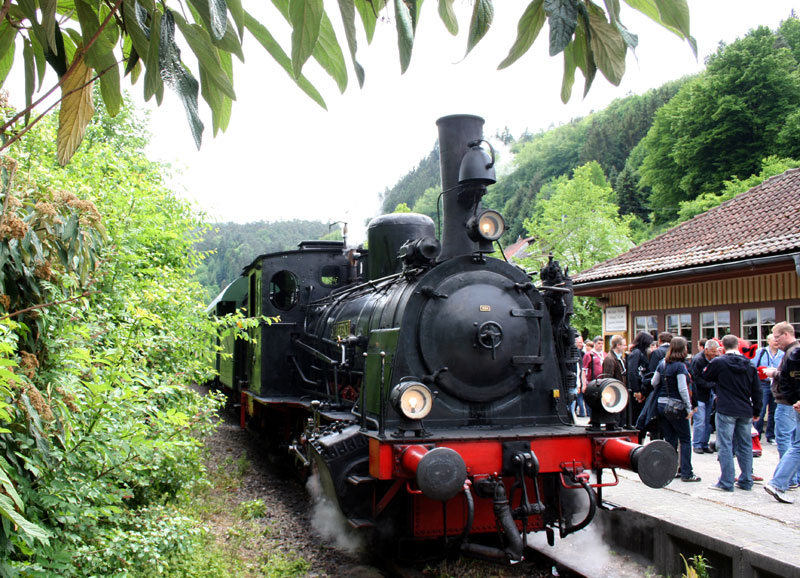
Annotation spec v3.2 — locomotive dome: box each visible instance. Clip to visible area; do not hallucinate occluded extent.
[366,212,436,280]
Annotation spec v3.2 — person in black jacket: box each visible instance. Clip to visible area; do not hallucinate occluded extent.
[704,334,762,492]
[648,332,674,374]
[690,339,720,454]
[627,331,653,435]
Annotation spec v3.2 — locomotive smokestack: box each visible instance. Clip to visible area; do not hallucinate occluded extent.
[436,114,486,260]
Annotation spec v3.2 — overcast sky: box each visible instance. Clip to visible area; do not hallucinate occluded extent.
[9,2,800,243]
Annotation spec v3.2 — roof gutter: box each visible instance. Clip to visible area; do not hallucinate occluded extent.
[573,251,800,292]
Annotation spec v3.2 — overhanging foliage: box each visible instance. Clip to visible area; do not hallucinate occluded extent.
[0,0,694,164]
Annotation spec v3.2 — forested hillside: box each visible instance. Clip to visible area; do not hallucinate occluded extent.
[195,221,339,299]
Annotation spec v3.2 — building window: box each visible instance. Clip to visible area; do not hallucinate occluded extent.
[788,306,800,335]
[666,313,692,346]
[741,307,775,348]
[700,311,730,340]
[634,315,658,337]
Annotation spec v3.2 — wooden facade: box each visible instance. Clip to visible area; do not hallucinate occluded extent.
[593,267,800,353]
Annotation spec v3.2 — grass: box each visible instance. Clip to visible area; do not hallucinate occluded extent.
[161,450,311,578]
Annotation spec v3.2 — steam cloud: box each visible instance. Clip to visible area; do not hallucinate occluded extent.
[306,473,365,554]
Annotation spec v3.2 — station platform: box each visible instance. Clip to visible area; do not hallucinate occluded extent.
[577,429,800,578]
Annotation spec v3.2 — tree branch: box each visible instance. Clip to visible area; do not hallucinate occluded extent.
[0,0,12,26]
[1,58,124,151]
[0,290,100,320]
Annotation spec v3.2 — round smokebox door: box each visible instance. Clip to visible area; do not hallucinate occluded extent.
[417,270,538,402]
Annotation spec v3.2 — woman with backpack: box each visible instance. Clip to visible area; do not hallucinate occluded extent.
[651,336,701,482]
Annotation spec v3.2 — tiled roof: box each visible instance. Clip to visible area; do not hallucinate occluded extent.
[573,168,800,284]
[504,236,535,260]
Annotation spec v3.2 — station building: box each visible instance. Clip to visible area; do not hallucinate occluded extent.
[572,168,800,353]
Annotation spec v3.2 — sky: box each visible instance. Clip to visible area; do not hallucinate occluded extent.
[8,1,800,244]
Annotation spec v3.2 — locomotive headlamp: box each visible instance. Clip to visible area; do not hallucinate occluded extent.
[467,209,505,246]
[477,210,505,241]
[584,378,628,429]
[391,381,433,420]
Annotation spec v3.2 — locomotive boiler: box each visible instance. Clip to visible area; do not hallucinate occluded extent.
[209,114,677,562]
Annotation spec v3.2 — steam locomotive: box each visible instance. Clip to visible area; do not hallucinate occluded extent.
[208,114,677,562]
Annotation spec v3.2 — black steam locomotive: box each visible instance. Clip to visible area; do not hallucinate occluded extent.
[209,114,677,562]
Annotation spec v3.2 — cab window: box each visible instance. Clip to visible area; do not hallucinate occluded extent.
[269,270,299,310]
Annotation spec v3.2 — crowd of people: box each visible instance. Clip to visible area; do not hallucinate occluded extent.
[572,322,800,504]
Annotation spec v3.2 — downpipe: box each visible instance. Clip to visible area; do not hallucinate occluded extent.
[560,477,597,538]
[461,480,524,563]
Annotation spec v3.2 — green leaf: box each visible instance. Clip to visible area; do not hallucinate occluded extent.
[186,0,229,41]
[122,0,151,65]
[623,0,694,54]
[0,457,23,512]
[23,39,34,119]
[337,0,365,87]
[466,0,493,57]
[40,0,58,54]
[394,0,414,73]
[437,0,458,35]
[273,0,346,91]
[0,23,16,86]
[573,10,595,97]
[653,0,690,38]
[561,38,577,102]
[31,35,46,87]
[187,0,243,60]
[17,0,48,53]
[604,0,637,50]
[544,0,577,56]
[314,11,348,92]
[74,0,122,116]
[0,494,49,545]
[587,3,625,85]
[173,12,236,100]
[208,0,229,41]
[0,20,15,64]
[159,10,205,147]
[226,0,245,37]
[498,0,544,70]
[289,0,323,78]
[355,0,384,44]
[622,0,659,22]
[243,11,326,109]
[199,64,225,135]
[144,10,164,103]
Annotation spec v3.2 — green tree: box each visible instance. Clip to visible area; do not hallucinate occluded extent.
[639,22,800,222]
[676,155,800,222]
[0,1,694,161]
[521,161,633,333]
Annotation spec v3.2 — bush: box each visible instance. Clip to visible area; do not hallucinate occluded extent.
[0,93,226,577]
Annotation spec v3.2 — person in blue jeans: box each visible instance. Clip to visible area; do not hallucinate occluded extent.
[751,334,783,443]
[690,339,720,453]
[650,336,700,482]
[763,322,800,504]
[703,334,762,492]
